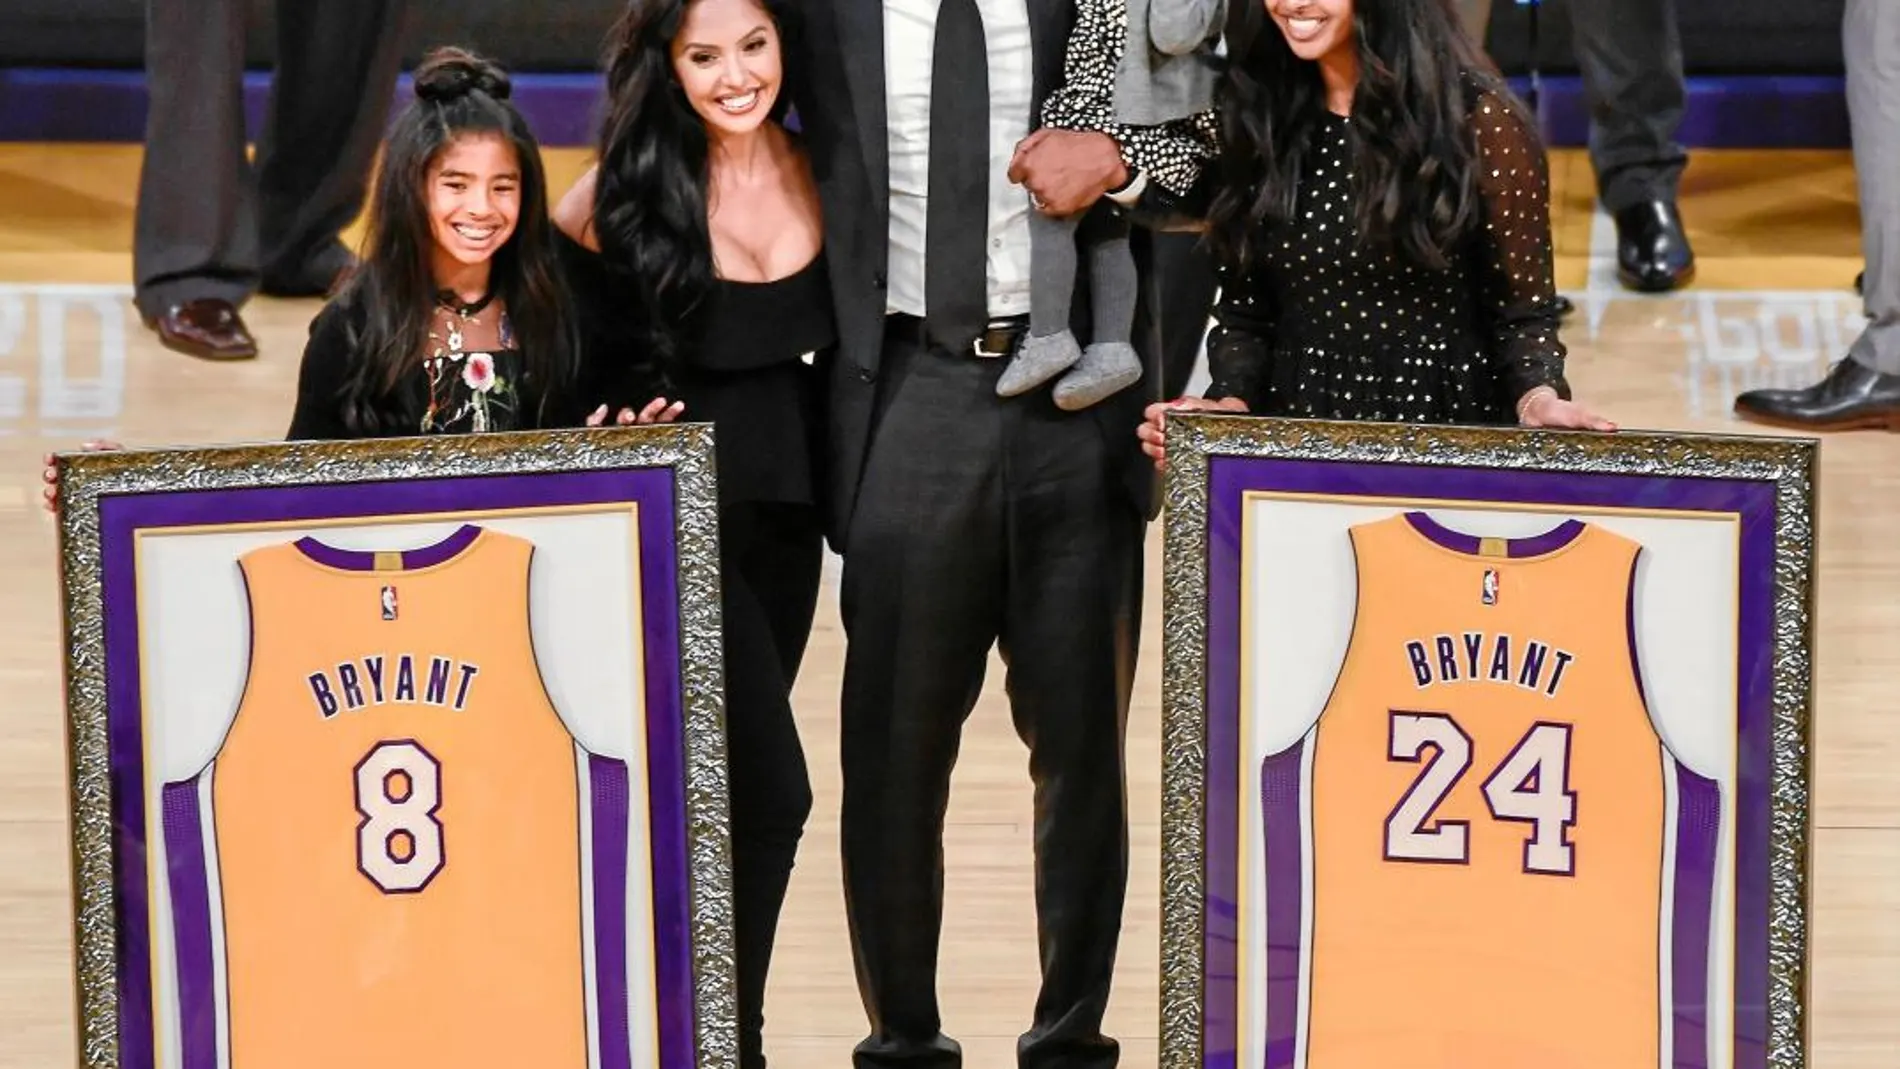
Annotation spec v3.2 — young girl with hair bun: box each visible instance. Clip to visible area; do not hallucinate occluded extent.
[291,44,678,438]
[42,47,677,503]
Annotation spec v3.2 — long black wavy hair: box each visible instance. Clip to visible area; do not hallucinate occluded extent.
[1208,0,1520,276]
[591,0,796,367]
[331,46,578,435]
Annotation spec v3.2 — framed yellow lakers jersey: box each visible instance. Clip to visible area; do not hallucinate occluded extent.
[158,526,635,1069]
[1151,417,1816,1069]
[1258,512,1721,1068]
[55,424,736,1069]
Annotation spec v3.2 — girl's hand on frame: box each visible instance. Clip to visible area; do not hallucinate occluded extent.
[585,398,687,427]
[1517,387,1617,432]
[1136,395,1249,469]
[41,440,123,515]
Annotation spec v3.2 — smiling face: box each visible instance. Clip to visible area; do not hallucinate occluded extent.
[670,0,782,136]
[425,133,521,279]
[1267,0,1356,64]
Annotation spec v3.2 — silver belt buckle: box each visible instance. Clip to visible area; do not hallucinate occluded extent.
[972,320,1016,359]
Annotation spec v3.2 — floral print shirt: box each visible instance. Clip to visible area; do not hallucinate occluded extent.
[420,310,522,434]
[420,347,524,434]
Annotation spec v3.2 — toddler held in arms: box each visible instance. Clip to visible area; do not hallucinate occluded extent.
[1002,0,1224,410]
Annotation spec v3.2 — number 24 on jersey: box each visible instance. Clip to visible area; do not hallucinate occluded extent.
[1384,710,1579,877]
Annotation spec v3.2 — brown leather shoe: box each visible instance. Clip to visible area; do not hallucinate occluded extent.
[148,299,258,360]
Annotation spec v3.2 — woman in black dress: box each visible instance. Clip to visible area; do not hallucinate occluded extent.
[551,0,828,1063]
[1137,0,1614,464]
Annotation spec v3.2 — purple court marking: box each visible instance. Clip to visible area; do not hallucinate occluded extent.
[0,69,1852,149]
[1204,456,1774,1069]
[100,467,696,1069]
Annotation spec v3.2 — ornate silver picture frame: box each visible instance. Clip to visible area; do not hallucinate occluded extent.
[1158,414,1817,1069]
[54,425,736,1069]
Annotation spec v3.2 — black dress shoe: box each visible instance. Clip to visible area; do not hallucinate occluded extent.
[1732,358,1900,432]
[1613,199,1696,293]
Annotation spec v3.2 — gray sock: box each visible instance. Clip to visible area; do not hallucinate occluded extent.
[1028,209,1080,336]
[1000,210,1086,397]
[1053,233,1143,410]
[1085,228,1138,345]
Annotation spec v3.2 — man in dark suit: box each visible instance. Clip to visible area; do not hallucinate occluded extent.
[1457,0,1696,292]
[783,0,1204,1063]
[134,0,408,360]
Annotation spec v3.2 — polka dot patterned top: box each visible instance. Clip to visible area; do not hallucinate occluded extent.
[1203,89,1570,425]
[1038,0,1219,198]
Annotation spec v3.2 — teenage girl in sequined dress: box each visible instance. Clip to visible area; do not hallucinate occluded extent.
[1137,0,1614,466]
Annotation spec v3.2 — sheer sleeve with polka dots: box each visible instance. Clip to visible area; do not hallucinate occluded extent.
[1468,90,1571,404]
[1202,263,1276,409]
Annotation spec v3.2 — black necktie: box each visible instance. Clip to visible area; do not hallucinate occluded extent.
[924,0,990,349]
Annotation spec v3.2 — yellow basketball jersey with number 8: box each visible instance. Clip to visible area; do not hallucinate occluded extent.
[167,526,593,1069]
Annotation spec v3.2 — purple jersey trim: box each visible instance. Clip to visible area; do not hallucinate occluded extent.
[293,523,484,571]
[591,753,634,1069]
[1674,762,1721,1069]
[1259,740,1306,1069]
[1403,511,1587,558]
[160,777,218,1069]
[1624,546,1720,1067]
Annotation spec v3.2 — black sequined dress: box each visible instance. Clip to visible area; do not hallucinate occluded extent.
[1204,92,1570,425]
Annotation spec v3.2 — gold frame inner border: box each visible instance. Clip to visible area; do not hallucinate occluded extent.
[1155,414,1818,1069]
[53,424,737,1069]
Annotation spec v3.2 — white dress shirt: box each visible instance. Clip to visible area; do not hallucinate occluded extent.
[883,0,1036,320]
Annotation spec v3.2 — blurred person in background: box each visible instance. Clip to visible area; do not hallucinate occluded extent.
[1732,0,1899,431]
[133,0,409,361]
[1457,0,1696,294]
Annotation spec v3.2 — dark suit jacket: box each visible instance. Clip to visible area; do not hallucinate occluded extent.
[782,0,1201,552]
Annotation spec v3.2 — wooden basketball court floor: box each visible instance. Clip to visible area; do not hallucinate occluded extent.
[1,143,1894,1067]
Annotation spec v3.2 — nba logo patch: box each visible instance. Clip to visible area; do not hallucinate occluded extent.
[380,585,398,621]
[1481,569,1499,605]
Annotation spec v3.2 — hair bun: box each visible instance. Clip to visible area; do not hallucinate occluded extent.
[413,46,513,103]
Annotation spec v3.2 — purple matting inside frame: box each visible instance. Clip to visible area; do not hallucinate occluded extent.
[96,468,695,1069]
[1200,455,1775,1069]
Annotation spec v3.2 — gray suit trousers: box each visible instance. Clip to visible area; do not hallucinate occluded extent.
[133,0,407,319]
[1455,0,1688,212]
[1846,0,1900,375]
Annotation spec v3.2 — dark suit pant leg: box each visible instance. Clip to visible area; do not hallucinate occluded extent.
[839,330,1009,1069]
[999,363,1141,1069]
[256,0,409,283]
[839,326,1139,1069]
[1569,0,1689,211]
[721,502,824,1069]
[133,0,256,319]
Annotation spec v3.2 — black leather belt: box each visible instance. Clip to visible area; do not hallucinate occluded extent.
[887,313,1030,359]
